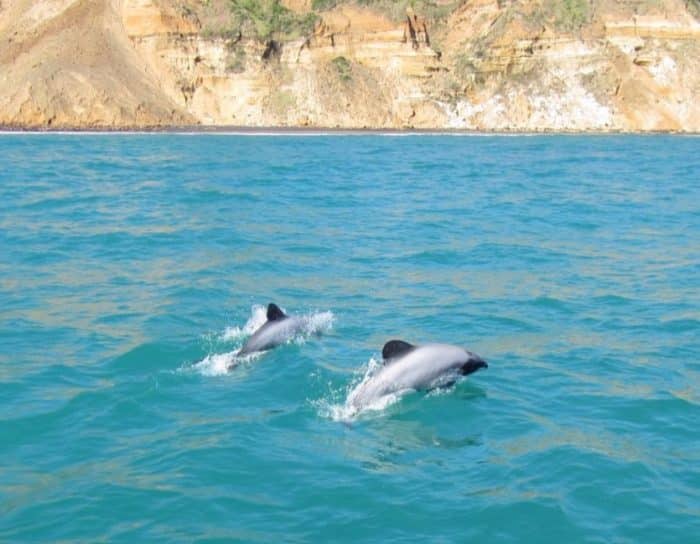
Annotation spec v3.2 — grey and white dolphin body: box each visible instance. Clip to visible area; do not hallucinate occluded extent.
[348,340,487,410]
[237,303,307,356]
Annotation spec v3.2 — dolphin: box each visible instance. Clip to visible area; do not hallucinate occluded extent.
[237,303,307,357]
[348,340,487,410]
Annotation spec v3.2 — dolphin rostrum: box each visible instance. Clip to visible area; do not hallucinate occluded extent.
[348,340,487,410]
[237,303,307,357]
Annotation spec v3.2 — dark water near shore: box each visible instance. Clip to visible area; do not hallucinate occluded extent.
[1,134,699,542]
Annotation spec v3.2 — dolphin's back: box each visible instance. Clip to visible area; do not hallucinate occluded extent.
[239,315,304,356]
[382,344,466,388]
[350,343,469,408]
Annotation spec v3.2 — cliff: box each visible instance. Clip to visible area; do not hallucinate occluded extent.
[1,0,699,130]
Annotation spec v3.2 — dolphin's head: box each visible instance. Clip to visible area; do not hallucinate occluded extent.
[460,352,488,376]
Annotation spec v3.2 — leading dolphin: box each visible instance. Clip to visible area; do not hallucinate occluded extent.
[237,303,307,356]
[348,340,487,410]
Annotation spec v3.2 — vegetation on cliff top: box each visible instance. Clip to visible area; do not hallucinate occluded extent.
[311,0,459,22]
[203,0,460,42]
[198,0,700,44]
[547,0,590,30]
[229,0,317,40]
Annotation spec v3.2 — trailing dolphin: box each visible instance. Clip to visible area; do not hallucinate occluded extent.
[348,340,487,411]
[237,303,308,357]
[192,304,333,375]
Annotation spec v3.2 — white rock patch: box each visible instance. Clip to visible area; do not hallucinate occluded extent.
[649,55,677,87]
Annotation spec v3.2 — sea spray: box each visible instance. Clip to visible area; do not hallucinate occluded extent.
[314,357,407,422]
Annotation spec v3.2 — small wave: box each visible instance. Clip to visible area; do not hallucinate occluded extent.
[530,295,572,312]
[188,305,334,376]
[659,318,700,333]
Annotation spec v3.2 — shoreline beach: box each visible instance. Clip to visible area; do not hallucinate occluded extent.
[1,125,697,136]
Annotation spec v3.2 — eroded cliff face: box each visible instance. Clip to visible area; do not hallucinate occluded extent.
[122,1,443,127]
[0,0,194,127]
[1,0,699,130]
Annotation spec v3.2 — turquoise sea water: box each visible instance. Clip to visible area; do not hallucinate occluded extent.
[1,133,699,542]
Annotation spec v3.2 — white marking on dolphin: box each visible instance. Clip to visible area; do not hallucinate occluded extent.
[237,303,308,357]
[348,340,487,412]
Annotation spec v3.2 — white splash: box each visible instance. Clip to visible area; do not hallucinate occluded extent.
[192,350,236,376]
[649,55,677,87]
[315,357,407,422]
[220,304,269,342]
[190,349,264,376]
[298,310,335,340]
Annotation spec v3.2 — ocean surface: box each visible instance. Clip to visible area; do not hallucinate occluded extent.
[1,133,698,542]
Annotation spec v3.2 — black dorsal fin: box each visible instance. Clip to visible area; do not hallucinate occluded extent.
[266,303,287,322]
[382,340,415,362]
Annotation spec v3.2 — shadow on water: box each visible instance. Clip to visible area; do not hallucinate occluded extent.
[316,381,487,473]
[338,418,484,474]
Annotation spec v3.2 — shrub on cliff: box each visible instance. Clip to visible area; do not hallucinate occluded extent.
[688,0,700,18]
[312,0,457,22]
[331,56,352,82]
[229,0,317,40]
[312,0,340,10]
[544,0,590,31]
